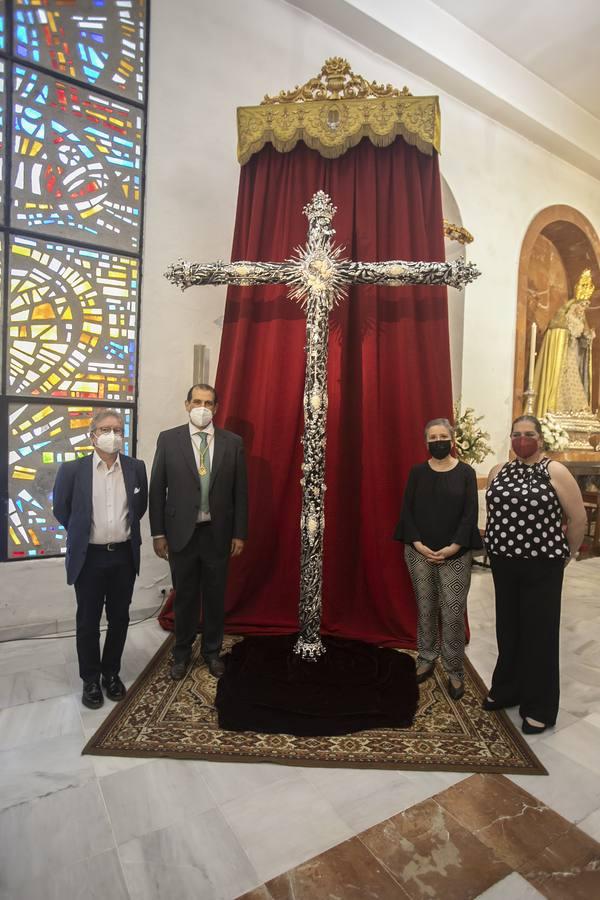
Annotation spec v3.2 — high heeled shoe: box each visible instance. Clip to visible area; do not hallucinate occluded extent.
[416,664,435,684]
[522,718,547,735]
[481,696,507,711]
[448,677,464,701]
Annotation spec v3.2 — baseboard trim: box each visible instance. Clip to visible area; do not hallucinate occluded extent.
[0,605,161,643]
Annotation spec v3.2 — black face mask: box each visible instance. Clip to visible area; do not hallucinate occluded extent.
[428,439,452,460]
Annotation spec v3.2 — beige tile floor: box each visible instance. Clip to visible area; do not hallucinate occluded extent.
[0,558,598,899]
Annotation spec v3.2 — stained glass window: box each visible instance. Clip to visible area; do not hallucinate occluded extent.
[8,235,138,401]
[0,234,3,374]
[0,59,5,222]
[12,66,143,251]
[1,3,147,562]
[13,0,145,102]
[8,402,133,558]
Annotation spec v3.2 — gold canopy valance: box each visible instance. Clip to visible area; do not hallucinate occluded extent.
[237,58,441,165]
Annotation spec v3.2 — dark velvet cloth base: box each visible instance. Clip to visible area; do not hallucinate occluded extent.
[215,634,418,737]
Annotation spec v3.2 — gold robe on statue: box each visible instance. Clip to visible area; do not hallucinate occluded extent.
[534,272,595,420]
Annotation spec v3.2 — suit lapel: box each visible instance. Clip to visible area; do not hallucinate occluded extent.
[82,453,94,482]
[178,425,200,484]
[120,453,135,512]
[210,429,225,487]
[81,453,94,520]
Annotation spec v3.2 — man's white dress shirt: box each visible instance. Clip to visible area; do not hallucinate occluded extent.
[89,451,131,545]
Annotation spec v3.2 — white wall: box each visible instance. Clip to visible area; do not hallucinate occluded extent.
[138,0,600,472]
[3,0,600,634]
[441,177,465,401]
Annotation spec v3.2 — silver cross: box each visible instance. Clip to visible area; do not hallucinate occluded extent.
[166,191,480,659]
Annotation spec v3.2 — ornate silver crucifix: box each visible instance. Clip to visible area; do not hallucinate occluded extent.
[165,191,480,660]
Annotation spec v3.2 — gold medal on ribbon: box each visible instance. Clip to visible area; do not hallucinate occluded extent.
[197,434,210,477]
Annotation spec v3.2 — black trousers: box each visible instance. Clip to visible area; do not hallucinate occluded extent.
[170,524,229,663]
[489,555,564,726]
[74,542,136,683]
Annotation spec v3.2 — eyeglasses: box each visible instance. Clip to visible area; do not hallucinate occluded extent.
[96,426,124,436]
[510,431,538,438]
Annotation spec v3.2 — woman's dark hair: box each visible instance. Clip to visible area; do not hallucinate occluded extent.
[511,415,543,437]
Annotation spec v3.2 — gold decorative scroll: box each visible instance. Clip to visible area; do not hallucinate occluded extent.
[261,56,412,103]
[237,58,441,164]
[443,220,474,244]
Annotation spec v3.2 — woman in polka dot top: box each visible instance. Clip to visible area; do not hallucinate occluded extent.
[483,415,586,735]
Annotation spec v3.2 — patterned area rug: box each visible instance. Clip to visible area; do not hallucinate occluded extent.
[83,634,546,775]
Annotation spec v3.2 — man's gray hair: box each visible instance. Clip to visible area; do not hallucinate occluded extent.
[424,418,455,441]
[90,408,124,433]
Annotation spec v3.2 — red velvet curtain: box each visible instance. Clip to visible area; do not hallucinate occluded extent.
[206,138,452,648]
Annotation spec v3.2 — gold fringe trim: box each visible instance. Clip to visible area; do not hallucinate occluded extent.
[237,96,441,165]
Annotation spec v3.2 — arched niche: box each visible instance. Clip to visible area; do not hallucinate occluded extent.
[513,206,600,446]
[441,175,466,402]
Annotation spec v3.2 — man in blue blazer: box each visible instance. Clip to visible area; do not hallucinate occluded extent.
[53,409,148,709]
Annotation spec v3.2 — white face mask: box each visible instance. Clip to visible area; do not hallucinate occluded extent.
[189,406,213,429]
[95,431,124,454]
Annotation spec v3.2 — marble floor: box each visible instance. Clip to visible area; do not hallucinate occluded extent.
[242,774,600,899]
[0,558,599,899]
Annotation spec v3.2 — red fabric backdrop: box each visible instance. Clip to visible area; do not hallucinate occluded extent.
[160,137,453,647]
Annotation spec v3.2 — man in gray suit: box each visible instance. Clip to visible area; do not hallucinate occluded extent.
[149,384,248,679]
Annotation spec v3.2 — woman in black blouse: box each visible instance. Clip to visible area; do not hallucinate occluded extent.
[395,418,482,700]
[484,415,586,734]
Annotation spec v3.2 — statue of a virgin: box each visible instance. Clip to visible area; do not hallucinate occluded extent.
[534,269,596,419]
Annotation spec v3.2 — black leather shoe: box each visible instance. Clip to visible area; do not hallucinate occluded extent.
[416,664,435,684]
[82,680,103,709]
[522,719,547,735]
[204,656,225,678]
[102,674,126,701]
[448,677,465,701]
[170,659,190,680]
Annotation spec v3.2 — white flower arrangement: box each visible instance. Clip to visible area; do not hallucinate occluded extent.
[539,416,570,451]
[453,401,493,465]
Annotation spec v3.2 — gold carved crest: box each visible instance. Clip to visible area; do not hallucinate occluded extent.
[237,58,441,164]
